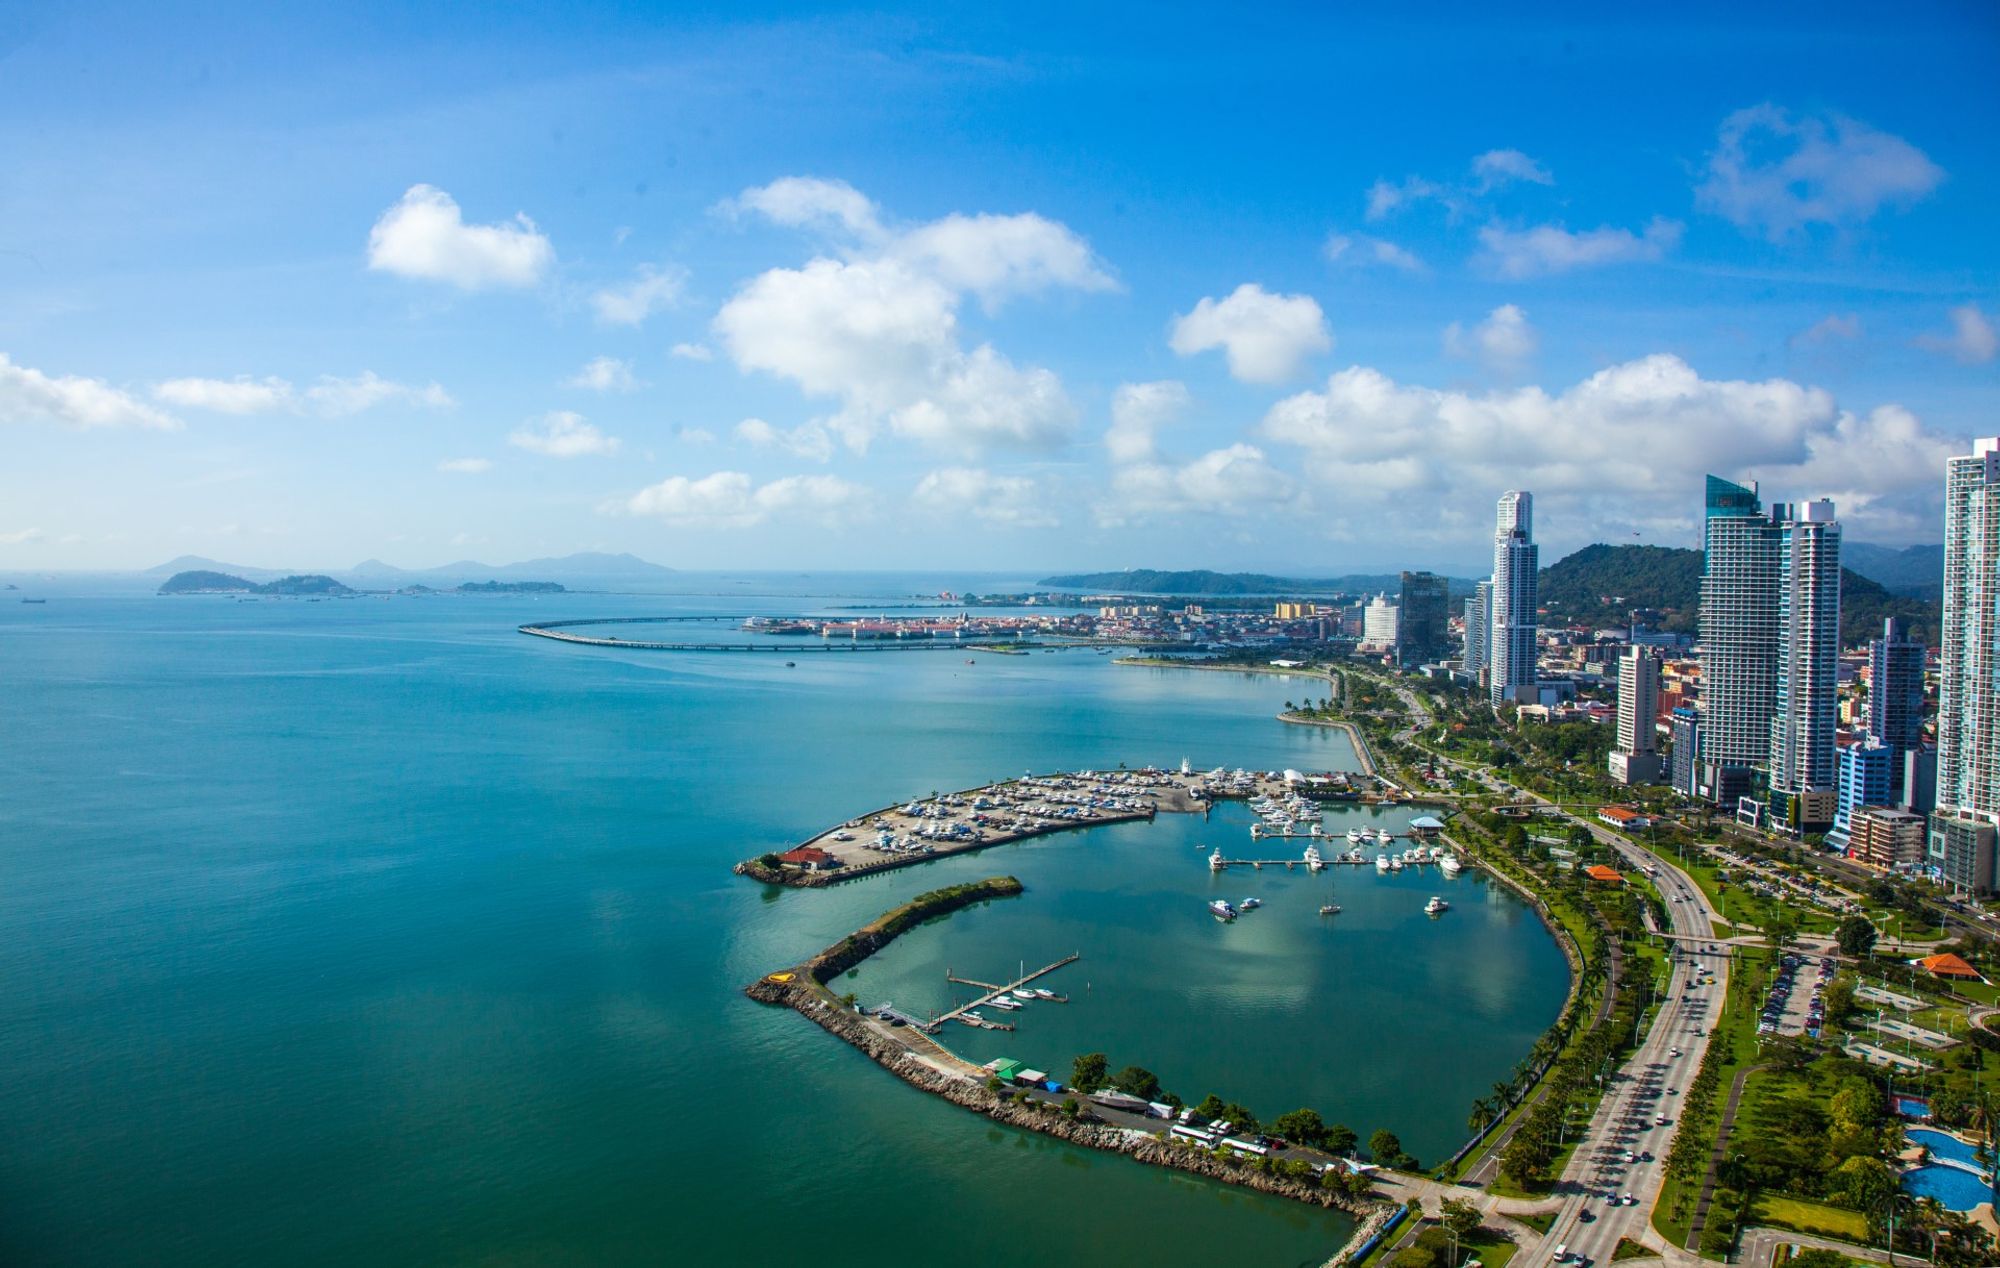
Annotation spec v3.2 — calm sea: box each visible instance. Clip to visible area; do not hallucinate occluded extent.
[0,579,1566,1267]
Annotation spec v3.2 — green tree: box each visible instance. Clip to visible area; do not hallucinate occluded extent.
[1272,1108,1328,1148]
[1111,1065,1162,1101]
[1220,1102,1261,1134]
[1829,1156,1898,1213]
[1788,1250,1846,1268]
[1071,1052,1108,1093]
[1369,1129,1404,1163]
[1192,1093,1227,1122]
[1324,1123,1359,1155]
[1836,914,1878,958]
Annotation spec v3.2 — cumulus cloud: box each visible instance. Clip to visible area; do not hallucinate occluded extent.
[591,265,685,325]
[1790,313,1863,349]
[1106,380,1191,464]
[1103,444,1295,526]
[304,372,454,417]
[670,342,714,361]
[735,416,835,462]
[625,470,867,527]
[437,457,492,474]
[1916,304,1998,365]
[366,184,554,290]
[1324,232,1425,273]
[1366,176,1452,222]
[726,176,885,239]
[912,467,1058,528]
[0,353,179,430]
[1169,284,1333,384]
[1697,105,1944,240]
[508,411,621,457]
[566,356,640,392]
[154,376,294,414]
[891,213,1115,307]
[1444,304,1538,374]
[1471,149,1555,192]
[1475,218,1680,278]
[0,527,44,545]
[1258,353,1955,546]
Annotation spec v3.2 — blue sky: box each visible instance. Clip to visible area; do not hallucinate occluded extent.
[3,2,1996,574]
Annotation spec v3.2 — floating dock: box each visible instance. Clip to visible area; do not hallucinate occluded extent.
[930,954,1081,1033]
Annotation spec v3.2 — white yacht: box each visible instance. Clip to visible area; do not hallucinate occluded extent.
[1209,849,1227,872]
[1303,844,1324,872]
[1346,828,1364,844]
[1439,854,1462,876]
[1425,895,1450,915]
[1375,854,1390,873]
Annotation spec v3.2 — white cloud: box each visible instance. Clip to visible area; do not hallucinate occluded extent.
[727,176,885,239]
[713,179,1107,455]
[670,342,714,361]
[508,411,621,458]
[1106,380,1191,464]
[1471,149,1555,192]
[0,527,44,545]
[1258,353,1955,545]
[1697,105,1945,240]
[1365,176,1451,222]
[591,265,685,325]
[1103,444,1295,526]
[153,376,294,414]
[891,213,1115,307]
[0,353,179,430]
[676,426,717,445]
[1475,218,1681,279]
[304,372,453,417]
[1444,304,1537,373]
[1791,313,1863,349]
[912,467,1058,528]
[1323,232,1425,273]
[625,470,867,527]
[437,457,492,474]
[735,416,835,463]
[1916,304,1998,365]
[1169,284,1333,384]
[366,184,554,290]
[566,356,640,392]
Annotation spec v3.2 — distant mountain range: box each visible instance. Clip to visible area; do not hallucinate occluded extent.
[158,569,568,596]
[144,551,673,587]
[1841,542,1942,599]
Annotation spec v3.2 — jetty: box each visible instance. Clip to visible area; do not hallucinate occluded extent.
[933,954,1080,1031]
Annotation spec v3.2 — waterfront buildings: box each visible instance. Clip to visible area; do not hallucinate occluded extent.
[1866,617,1926,802]
[1362,594,1401,649]
[1931,438,2000,893]
[1608,647,1663,785]
[1489,491,1539,706]
[1462,580,1491,682]
[1694,476,1842,831]
[1397,571,1450,666]
[1828,741,1893,852]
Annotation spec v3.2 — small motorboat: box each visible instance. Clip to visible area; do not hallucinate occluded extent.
[1319,904,1341,916]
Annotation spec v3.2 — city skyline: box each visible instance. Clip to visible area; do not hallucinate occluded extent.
[3,4,1997,573]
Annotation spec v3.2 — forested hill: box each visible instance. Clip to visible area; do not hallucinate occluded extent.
[1538,543,1936,647]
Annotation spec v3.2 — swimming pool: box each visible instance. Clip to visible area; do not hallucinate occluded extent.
[1896,1096,1932,1119]
[1909,1127,1982,1168]
[1903,1163,1996,1211]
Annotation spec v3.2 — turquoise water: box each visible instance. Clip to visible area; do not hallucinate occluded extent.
[0,586,1567,1266]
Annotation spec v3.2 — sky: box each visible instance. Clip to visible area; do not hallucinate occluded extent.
[3,2,1997,575]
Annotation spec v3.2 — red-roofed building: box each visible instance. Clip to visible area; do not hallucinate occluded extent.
[1920,952,1983,981]
[1597,805,1653,830]
[777,846,842,871]
[1584,864,1625,884]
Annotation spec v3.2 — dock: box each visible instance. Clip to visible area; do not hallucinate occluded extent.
[929,953,1081,1032]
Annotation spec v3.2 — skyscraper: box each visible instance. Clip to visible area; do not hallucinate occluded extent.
[1766,498,1842,830]
[1931,438,2000,893]
[1866,617,1926,801]
[1462,580,1491,681]
[1828,740,1893,853]
[1488,491,1538,706]
[1696,477,1842,829]
[1397,571,1450,666]
[1608,646,1662,785]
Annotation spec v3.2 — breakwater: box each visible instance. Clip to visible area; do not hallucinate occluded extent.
[745,880,1379,1223]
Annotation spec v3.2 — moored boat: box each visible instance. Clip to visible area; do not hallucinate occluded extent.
[1209,899,1238,921]
[1425,895,1450,915]
[1319,904,1341,916]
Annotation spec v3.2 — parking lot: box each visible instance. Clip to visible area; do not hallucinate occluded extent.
[1758,952,1830,1039]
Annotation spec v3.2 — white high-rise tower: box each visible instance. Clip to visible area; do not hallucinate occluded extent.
[1933,438,2000,892]
[1488,491,1538,706]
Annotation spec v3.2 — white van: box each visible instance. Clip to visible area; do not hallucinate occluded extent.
[1553,1246,1570,1263]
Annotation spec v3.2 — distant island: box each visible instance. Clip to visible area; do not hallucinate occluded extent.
[158,571,357,596]
[454,580,565,594]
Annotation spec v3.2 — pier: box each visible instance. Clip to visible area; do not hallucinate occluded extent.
[930,953,1081,1032]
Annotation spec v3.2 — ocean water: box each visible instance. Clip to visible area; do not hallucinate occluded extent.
[0,584,1567,1267]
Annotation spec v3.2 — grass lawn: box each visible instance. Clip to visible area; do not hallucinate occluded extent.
[1749,1194,1870,1242]
[1512,1211,1556,1235]
[1611,1238,1652,1261]
[1461,1228,1518,1268]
